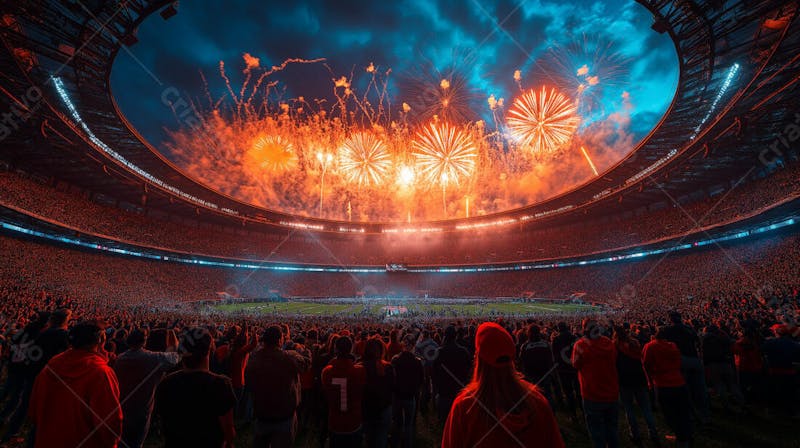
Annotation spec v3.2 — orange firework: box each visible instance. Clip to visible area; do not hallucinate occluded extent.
[412,122,477,187]
[506,87,579,156]
[338,132,392,186]
[246,135,297,171]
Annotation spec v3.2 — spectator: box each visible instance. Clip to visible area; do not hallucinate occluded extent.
[432,325,471,421]
[245,325,310,447]
[113,328,181,448]
[154,328,236,448]
[386,329,403,360]
[229,325,257,423]
[391,334,424,448]
[321,335,366,448]
[441,322,564,447]
[551,321,580,419]
[572,318,619,448]
[414,330,438,412]
[359,337,395,448]
[31,309,71,374]
[702,324,743,409]
[661,311,710,424]
[761,324,800,416]
[732,326,764,404]
[28,320,122,448]
[614,325,659,447]
[519,324,556,407]
[643,327,694,448]
[0,312,49,443]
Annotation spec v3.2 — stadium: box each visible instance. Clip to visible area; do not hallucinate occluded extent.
[0,0,798,447]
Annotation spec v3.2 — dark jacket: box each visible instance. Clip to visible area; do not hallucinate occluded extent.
[360,360,395,417]
[433,341,471,400]
[245,347,310,421]
[392,351,424,400]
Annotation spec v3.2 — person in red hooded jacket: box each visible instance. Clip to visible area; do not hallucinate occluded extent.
[28,320,122,448]
[442,322,564,448]
[572,318,619,448]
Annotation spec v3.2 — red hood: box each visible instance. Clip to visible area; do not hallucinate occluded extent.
[46,349,109,380]
[589,336,616,354]
[444,385,564,447]
[495,402,536,433]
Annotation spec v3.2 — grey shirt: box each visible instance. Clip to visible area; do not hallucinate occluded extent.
[114,348,181,420]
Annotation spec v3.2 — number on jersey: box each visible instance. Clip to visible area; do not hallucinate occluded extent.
[332,377,348,412]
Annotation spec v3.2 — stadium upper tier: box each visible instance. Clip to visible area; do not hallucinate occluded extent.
[0,1,798,237]
[1,164,798,267]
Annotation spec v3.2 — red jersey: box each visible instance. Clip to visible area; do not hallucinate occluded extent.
[642,339,685,388]
[442,383,564,448]
[321,357,366,433]
[572,336,619,402]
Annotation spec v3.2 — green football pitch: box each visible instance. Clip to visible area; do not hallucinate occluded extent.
[211,300,600,318]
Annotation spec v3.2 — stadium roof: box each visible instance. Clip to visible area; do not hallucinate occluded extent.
[0,0,798,234]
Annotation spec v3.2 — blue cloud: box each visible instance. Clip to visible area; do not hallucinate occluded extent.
[112,0,678,147]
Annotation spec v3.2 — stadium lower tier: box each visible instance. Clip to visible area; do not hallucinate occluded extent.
[2,223,797,309]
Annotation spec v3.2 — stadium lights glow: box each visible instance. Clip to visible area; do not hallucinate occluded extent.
[455,218,517,230]
[691,63,740,139]
[623,63,740,188]
[279,221,325,231]
[382,227,444,234]
[533,205,575,219]
[1,217,795,274]
[338,227,366,233]
[593,189,612,200]
[626,149,678,185]
[52,77,230,214]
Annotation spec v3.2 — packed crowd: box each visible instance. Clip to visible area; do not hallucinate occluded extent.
[0,277,797,448]
[0,226,798,447]
[1,161,798,265]
[1,225,798,304]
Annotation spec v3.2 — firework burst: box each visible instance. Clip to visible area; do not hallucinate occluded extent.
[533,34,630,115]
[246,135,297,171]
[338,132,392,186]
[399,60,478,125]
[412,122,477,187]
[167,53,638,222]
[506,87,580,157]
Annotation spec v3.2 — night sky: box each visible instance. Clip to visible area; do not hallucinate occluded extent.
[111,0,678,154]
